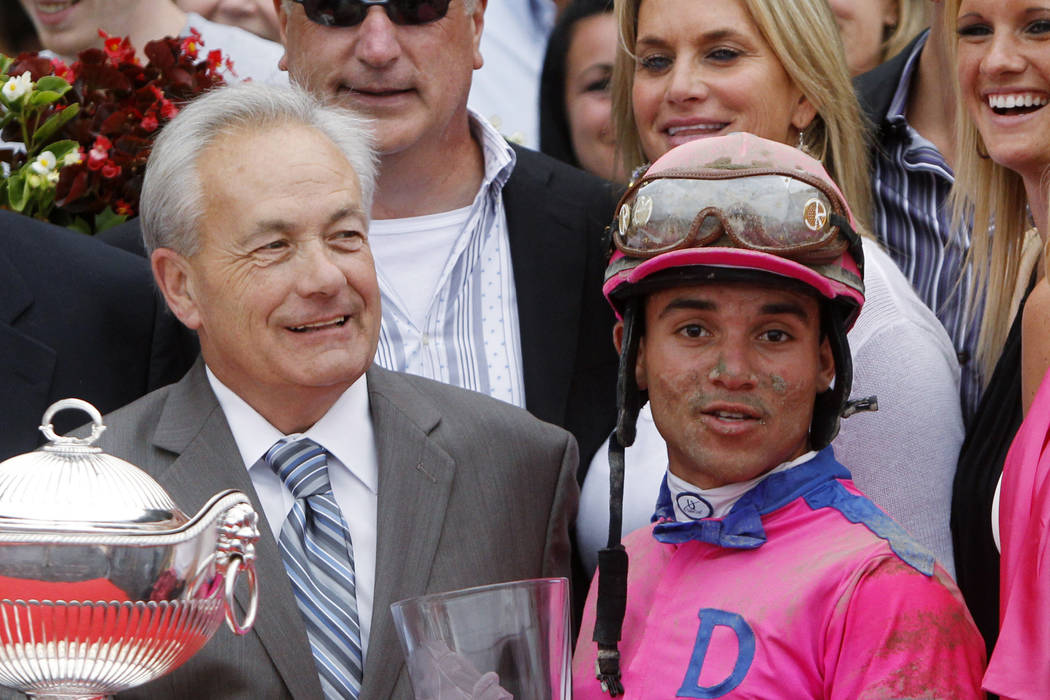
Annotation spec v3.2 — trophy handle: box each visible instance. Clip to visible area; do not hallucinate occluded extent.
[225,553,258,635]
[215,499,260,636]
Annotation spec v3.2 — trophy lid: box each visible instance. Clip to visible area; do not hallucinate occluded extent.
[0,398,188,533]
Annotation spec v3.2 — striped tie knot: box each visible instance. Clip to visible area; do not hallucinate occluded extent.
[264,437,330,500]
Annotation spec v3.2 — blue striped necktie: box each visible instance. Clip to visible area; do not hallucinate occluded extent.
[265,437,363,699]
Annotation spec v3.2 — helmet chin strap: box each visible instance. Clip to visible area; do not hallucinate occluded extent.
[593,298,644,696]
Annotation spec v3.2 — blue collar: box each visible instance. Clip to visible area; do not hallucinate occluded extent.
[650,446,936,575]
[652,447,849,549]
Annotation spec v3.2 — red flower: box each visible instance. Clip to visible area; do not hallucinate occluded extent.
[179,28,203,60]
[49,58,76,82]
[86,135,112,171]
[159,99,178,119]
[4,30,230,232]
[98,30,136,65]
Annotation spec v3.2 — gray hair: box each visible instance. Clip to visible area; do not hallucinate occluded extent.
[141,82,376,256]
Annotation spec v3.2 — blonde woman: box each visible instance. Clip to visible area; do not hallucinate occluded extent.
[949,0,1050,692]
[947,0,1050,661]
[611,0,872,230]
[576,0,966,596]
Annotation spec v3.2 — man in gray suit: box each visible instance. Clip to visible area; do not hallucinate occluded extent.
[72,83,578,699]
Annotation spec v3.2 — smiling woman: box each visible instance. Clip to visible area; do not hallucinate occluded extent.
[611,0,871,230]
[951,0,1050,388]
[947,0,1050,691]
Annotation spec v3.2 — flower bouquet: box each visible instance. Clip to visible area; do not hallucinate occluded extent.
[0,30,231,234]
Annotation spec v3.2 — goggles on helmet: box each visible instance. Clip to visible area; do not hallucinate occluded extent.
[613,168,857,266]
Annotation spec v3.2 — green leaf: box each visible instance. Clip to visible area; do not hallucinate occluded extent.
[31,106,80,149]
[34,76,71,95]
[0,56,11,76]
[45,139,80,162]
[27,90,64,108]
[7,172,28,212]
[94,206,129,234]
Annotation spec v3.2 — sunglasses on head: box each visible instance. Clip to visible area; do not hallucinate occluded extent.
[291,0,451,27]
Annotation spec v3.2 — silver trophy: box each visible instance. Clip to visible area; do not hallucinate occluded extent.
[0,399,260,699]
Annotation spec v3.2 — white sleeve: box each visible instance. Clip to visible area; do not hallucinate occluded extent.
[834,242,964,577]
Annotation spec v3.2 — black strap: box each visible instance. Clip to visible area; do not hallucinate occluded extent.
[592,298,643,696]
[592,436,629,695]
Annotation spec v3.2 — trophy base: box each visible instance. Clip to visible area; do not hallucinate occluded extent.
[0,597,225,698]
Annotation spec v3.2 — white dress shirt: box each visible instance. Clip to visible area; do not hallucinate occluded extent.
[206,368,379,659]
[372,112,526,409]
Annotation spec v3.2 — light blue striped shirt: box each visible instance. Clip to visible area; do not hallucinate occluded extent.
[371,113,525,407]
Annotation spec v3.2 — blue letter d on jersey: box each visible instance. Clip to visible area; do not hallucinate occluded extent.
[677,608,755,698]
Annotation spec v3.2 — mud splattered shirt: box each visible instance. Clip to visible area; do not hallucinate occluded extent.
[574,447,986,699]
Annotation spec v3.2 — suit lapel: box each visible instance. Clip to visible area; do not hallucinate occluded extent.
[362,367,455,700]
[0,245,57,459]
[503,147,587,428]
[150,364,323,700]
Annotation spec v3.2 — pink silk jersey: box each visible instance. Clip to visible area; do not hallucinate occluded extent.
[575,448,986,699]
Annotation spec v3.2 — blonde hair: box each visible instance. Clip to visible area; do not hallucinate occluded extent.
[944,0,1033,382]
[882,0,929,65]
[612,0,872,232]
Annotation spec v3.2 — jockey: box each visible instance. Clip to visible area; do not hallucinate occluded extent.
[575,132,985,698]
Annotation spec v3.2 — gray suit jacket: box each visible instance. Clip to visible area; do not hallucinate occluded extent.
[30,361,578,699]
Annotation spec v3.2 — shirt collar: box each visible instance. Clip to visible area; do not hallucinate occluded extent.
[206,366,378,494]
[651,447,850,549]
[468,109,517,195]
[666,450,818,521]
[885,29,929,129]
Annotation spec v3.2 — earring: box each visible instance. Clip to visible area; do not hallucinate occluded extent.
[796,129,812,157]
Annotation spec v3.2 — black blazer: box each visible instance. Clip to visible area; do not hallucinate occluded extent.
[0,210,197,459]
[101,145,621,476]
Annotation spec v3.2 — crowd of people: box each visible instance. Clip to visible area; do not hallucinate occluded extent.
[2,0,1050,697]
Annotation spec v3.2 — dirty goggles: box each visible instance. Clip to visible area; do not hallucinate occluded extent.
[613,171,858,264]
[290,0,450,27]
